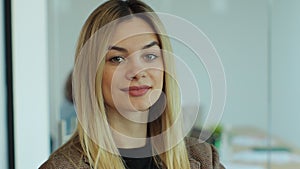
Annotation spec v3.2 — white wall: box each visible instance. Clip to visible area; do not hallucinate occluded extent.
[271,0,300,148]
[153,0,300,149]
[0,0,8,168]
[12,0,50,168]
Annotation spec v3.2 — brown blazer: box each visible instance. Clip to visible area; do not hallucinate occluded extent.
[39,135,225,169]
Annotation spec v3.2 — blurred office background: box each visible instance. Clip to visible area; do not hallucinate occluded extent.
[1,0,300,168]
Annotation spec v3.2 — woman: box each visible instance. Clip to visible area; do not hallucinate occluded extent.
[40,0,225,168]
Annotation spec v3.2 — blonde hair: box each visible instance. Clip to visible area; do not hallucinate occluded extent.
[72,0,190,168]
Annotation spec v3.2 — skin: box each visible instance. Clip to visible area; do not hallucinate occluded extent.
[102,17,164,148]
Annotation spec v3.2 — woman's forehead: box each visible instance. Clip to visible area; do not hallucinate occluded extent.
[110,17,156,45]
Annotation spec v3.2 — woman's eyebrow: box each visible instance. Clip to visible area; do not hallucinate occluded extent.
[108,41,160,52]
[142,41,160,49]
[108,46,128,53]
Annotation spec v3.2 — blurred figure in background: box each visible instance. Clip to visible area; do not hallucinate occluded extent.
[59,71,76,139]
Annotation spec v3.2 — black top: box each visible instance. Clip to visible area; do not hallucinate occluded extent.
[122,156,160,169]
[119,139,160,169]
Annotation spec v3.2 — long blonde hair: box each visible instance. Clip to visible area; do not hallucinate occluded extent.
[72,0,190,168]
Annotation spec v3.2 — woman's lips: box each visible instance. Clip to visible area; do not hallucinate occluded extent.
[121,85,151,97]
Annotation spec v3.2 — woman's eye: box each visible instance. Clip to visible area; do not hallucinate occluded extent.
[144,54,158,61]
[109,56,125,63]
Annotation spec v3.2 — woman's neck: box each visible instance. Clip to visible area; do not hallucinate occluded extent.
[107,106,149,149]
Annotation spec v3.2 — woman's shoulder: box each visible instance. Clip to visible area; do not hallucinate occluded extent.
[39,135,89,169]
[184,137,225,169]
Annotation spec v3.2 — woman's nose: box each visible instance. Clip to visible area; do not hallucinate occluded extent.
[125,57,147,81]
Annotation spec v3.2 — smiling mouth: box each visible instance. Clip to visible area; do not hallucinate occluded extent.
[121,85,151,97]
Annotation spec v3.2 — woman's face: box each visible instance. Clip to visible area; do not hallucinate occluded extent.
[102,17,164,113]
